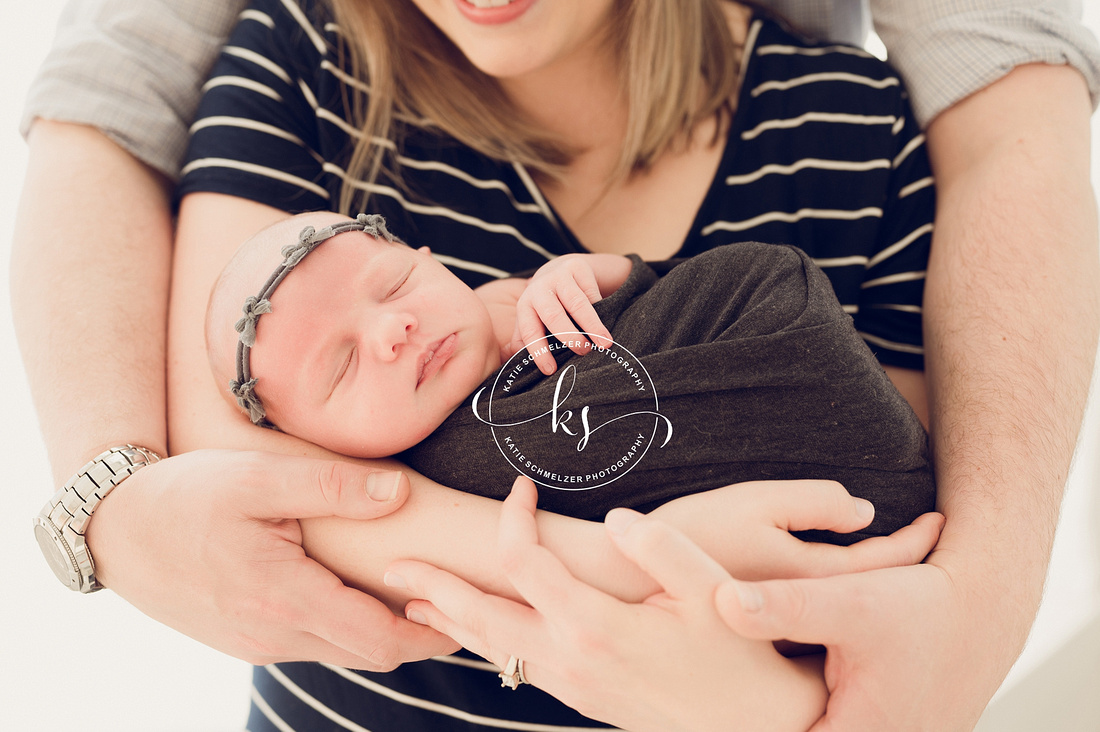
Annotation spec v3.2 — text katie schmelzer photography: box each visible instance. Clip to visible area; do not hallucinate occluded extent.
[472,333,673,491]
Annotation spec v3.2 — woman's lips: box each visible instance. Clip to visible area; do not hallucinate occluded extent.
[455,0,534,25]
[417,333,457,386]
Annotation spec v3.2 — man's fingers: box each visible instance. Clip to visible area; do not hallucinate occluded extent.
[238,452,409,521]
[713,572,871,646]
[286,556,456,670]
[604,508,730,599]
[307,582,458,670]
[401,599,497,663]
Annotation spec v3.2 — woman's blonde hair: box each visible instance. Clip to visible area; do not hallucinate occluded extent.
[325,0,742,214]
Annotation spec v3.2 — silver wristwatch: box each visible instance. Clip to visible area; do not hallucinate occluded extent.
[33,444,162,593]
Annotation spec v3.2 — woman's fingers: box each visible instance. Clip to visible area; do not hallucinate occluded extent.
[387,559,532,665]
[272,555,459,670]
[792,512,945,577]
[604,508,731,599]
[754,479,876,534]
[496,478,616,616]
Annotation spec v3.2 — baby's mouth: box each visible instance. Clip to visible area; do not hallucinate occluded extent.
[417,333,458,387]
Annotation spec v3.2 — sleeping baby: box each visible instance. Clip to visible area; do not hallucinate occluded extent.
[206,212,934,542]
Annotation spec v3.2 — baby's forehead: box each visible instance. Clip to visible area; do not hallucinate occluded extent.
[250,212,403,278]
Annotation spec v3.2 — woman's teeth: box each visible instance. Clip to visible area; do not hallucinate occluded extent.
[465,0,517,8]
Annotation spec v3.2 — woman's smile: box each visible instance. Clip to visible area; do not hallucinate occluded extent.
[455,0,534,25]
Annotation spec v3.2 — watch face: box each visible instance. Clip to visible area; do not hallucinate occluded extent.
[33,520,78,589]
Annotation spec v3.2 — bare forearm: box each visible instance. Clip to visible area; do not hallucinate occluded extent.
[301,477,657,612]
[924,63,1099,682]
[11,121,173,484]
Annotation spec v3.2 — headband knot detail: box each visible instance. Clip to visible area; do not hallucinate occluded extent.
[234,296,272,348]
[229,378,266,424]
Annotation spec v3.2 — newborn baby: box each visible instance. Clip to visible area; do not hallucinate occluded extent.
[207,212,935,542]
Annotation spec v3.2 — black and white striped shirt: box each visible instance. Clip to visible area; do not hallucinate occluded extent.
[179,1,934,729]
[179,0,933,371]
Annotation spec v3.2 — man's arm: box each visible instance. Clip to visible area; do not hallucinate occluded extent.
[12,122,455,669]
[921,61,1098,716]
[716,62,1100,731]
[12,121,171,483]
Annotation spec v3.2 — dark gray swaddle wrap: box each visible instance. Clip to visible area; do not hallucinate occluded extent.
[400,243,935,544]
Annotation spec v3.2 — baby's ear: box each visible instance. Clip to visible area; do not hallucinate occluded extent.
[417,245,432,255]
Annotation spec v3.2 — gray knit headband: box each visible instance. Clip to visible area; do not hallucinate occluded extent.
[229,213,402,426]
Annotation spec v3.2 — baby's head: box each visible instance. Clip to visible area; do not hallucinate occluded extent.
[207,212,499,457]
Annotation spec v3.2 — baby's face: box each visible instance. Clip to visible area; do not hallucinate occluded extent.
[249,227,499,457]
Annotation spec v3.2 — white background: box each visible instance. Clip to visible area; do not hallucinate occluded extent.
[1,2,1098,730]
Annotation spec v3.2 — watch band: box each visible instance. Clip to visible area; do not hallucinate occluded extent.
[34,444,161,592]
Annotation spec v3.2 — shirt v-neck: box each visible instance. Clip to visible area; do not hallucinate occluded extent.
[537,14,766,260]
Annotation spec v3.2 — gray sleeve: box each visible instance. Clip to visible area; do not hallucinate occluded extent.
[870,0,1100,127]
[20,0,247,180]
[758,0,869,46]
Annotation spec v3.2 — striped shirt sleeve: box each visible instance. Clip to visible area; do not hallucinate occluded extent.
[852,90,933,368]
[177,0,332,211]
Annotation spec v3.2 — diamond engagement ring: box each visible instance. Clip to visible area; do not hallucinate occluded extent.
[498,655,529,690]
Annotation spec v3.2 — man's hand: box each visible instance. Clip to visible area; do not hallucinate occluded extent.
[717,562,975,730]
[712,62,1100,732]
[86,450,458,670]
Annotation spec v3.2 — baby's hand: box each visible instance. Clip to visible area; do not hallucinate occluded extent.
[510,254,616,375]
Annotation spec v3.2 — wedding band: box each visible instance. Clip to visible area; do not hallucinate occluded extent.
[498,655,529,690]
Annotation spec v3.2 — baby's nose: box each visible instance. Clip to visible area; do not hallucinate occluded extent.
[376,313,416,359]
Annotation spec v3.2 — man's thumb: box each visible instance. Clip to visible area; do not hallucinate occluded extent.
[255,454,410,520]
[713,575,846,646]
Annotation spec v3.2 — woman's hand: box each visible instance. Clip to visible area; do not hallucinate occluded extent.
[648,479,945,582]
[87,450,459,669]
[387,477,831,732]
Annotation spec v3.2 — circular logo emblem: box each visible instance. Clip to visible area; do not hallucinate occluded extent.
[471,332,672,491]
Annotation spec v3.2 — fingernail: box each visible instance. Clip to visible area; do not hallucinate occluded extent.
[734,582,764,613]
[854,498,874,521]
[605,508,640,536]
[383,571,406,589]
[406,608,427,625]
[366,471,401,501]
